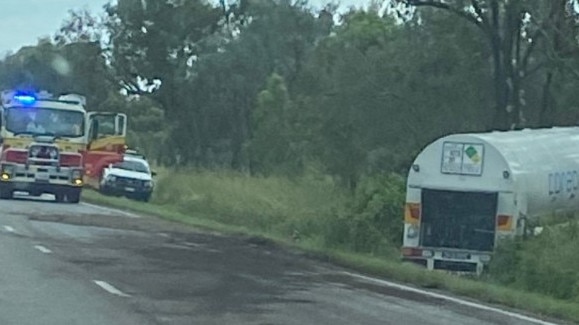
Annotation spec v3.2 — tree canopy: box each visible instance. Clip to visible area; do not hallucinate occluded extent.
[1,0,579,185]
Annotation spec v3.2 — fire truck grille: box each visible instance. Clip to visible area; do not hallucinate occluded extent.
[28,145,60,166]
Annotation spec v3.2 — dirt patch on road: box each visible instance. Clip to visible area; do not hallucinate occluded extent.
[26,213,208,235]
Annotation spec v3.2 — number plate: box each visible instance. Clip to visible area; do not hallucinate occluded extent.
[36,173,49,182]
[442,251,470,260]
[125,187,135,192]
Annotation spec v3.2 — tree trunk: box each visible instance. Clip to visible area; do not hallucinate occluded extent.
[490,35,511,130]
[490,0,523,131]
[230,94,250,171]
[505,2,524,130]
[488,1,508,130]
[539,72,554,126]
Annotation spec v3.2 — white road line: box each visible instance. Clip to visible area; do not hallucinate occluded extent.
[34,245,52,254]
[161,243,195,250]
[342,272,560,325]
[93,280,131,297]
[183,241,203,248]
[3,225,15,233]
[80,202,141,218]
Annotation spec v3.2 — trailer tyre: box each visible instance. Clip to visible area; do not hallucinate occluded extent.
[0,187,12,200]
[55,192,65,203]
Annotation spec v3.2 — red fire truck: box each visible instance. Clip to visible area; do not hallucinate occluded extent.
[0,90,127,203]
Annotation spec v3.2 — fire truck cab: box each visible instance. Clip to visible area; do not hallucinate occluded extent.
[0,90,126,203]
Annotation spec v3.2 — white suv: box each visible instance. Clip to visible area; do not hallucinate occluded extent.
[99,153,155,202]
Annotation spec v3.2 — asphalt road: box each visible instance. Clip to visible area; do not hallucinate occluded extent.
[0,194,567,325]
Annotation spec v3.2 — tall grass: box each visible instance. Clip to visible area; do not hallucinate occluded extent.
[153,168,349,243]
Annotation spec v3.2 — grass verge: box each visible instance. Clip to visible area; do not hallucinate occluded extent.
[81,174,579,324]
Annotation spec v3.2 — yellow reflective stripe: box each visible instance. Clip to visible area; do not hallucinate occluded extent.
[89,135,126,151]
[2,137,85,152]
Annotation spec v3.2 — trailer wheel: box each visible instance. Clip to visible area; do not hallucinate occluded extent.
[0,187,12,200]
[55,192,65,203]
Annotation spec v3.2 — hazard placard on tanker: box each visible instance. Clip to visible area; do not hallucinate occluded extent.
[441,142,484,176]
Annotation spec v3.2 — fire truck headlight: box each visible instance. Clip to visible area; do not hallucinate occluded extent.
[480,254,491,263]
[1,165,14,175]
[407,225,419,239]
[71,169,82,180]
[1,165,14,180]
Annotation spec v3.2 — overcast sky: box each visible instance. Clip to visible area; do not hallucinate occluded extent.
[0,1,108,55]
[0,0,369,55]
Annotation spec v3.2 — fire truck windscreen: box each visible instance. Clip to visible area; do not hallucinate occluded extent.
[5,107,85,137]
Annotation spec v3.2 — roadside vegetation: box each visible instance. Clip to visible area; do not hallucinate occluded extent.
[4,0,579,322]
[84,168,579,323]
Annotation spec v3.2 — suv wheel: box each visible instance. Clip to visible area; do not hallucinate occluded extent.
[67,189,81,204]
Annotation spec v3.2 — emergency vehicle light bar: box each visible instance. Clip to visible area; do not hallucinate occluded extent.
[2,90,85,107]
[13,94,37,105]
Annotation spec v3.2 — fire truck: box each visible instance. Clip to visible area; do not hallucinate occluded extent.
[0,90,127,203]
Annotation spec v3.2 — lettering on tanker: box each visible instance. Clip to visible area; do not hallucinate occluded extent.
[548,170,579,196]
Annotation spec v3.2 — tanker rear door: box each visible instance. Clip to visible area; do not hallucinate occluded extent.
[420,189,497,252]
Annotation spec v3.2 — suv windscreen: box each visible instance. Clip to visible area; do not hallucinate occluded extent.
[112,160,149,174]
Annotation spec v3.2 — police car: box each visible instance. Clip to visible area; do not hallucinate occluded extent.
[99,150,156,202]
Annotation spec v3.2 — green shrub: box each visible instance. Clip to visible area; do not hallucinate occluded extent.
[486,238,522,285]
[322,173,405,256]
[489,221,579,301]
